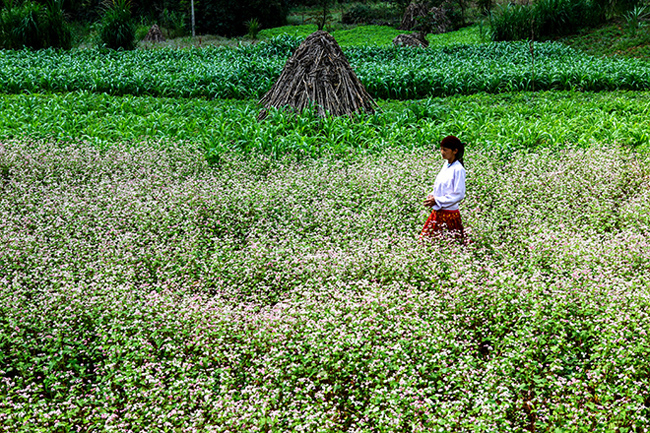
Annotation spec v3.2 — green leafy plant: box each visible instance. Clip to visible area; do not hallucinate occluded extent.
[134,22,148,41]
[160,8,186,39]
[245,17,260,39]
[4,37,650,100]
[0,0,43,48]
[42,0,72,49]
[491,0,609,41]
[625,5,650,36]
[98,0,136,50]
[0,0,73,49]
[477,0,493,16]
[490,2,537,41]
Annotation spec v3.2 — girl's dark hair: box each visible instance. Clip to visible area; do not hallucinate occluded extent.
[441,135,465,166]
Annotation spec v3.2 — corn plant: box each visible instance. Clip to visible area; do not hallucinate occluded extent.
[2,38,650,99]
[245,17,261,39]
[1,91,649,160]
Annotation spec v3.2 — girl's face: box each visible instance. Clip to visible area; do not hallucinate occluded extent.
[440,146,458,164]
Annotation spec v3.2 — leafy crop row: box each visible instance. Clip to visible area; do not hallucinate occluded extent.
[2,37,650,99]
[1,91,649,159]
[1,141,649,431]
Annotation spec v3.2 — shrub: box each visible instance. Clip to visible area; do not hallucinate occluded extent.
[0,0,43,49]
[246,17,261,39]
[607,0,644,15]
[624,4,650,36]
[134,23,148,41]
[536,0,600,37]
[159,8,185,39]
[0,0,71,49]
[42,0,73,49]
[342,3,373,24]
[441,0,470,29]
[490,3,536,41]
[491,0,608,41]
[98,0,136,50]
[477,0,493,16]
[491,0,644,41]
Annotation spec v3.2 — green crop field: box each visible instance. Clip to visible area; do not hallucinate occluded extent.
[3,37,650,99]
[0,91,649,158]
[1,21,650,433]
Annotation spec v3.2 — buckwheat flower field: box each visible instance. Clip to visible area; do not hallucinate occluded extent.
[1,140,649,431]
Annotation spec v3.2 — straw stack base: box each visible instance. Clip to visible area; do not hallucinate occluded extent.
[258,31,377,119]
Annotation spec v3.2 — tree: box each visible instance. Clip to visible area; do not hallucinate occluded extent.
[316,0,332,30]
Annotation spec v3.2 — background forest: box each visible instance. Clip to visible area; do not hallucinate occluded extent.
[1,0,649,50]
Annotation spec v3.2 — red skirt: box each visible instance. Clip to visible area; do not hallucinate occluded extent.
[420,209,464,239]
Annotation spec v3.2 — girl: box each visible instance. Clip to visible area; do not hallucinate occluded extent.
[421,135,466,240]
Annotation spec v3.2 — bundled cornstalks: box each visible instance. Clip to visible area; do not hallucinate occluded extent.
[400,2,430,30]
[143,24,165,43]
[400,2,451,34]
[393,33,429,47]
[258,31,377,119]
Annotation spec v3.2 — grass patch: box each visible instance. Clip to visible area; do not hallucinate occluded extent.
[258,23,485,46]
[258,23,321,40]
[558,20,650,59]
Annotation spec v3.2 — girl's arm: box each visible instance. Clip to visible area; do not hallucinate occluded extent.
[434,169,466,208]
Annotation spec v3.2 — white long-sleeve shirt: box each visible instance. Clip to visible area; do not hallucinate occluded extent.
[430,160,466,211]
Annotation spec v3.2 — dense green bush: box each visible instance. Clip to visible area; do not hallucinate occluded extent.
[0,0,72,49]
[342,3,373,24]
[42,0,73,48]
[535,0,601,37]
[0,0,42,49]
[97,0,136,50]
[440,0,471,29]
[491,0,642,41]
[490,2,535,41]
